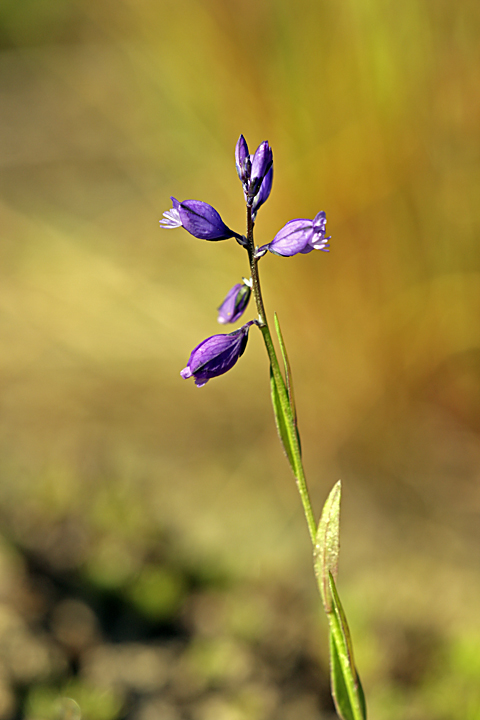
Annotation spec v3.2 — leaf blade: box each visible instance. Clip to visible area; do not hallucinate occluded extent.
[314,480,341,612]
[328,573,367,720]
[273,313,296,421]
[269,365,295,471]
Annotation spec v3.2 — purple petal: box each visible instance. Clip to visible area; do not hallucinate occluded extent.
[268,219,314,256]
[249,141,273,196]
[181,323,253,387]
[252,166,273,219]
[308,212,329,250]
[299,244,315,254]
[217,282,251,324]
[313,211,327,232]
[179,200,235,241]
[235,135,251,183]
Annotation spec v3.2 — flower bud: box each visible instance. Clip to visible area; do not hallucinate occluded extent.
[181,322,254,387]
[235,135,251,184]
[217,280,252,324]
[249,141,273,198]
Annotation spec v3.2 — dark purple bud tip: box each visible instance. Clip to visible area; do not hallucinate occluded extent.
[217,279,252,324]
[181,322,254,387]
[267,212,330,257]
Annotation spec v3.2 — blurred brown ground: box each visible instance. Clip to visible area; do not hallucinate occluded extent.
[1,0,480,718]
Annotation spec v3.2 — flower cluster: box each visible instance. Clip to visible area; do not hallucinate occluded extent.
[160,136,330,386]
[235,135,273,220]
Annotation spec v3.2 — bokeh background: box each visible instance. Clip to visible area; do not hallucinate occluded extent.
[1,0,480,718]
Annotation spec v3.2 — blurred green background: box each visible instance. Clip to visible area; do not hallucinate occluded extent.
[1,0,480,718]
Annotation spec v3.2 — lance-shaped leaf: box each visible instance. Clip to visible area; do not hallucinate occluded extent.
[273,314,296,420]
[314,480,341,612]
[269,366,295,472]
[328,573,367,720]
[330,629,355,720]
[273,313,303,456]
[316,485,367,720]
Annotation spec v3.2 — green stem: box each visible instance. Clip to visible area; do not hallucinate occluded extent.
[245,205,317,544]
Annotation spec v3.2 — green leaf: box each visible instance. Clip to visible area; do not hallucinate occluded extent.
[314,480,341,612]
[330,630,355,720]
[269,366,295,470]
[315,484,367,720]
[273,313,302,455]
[328,573,367,720]
[273,313,296,420]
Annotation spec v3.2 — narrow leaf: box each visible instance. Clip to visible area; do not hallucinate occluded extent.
[328,573,367,720]
[269,366,295,471]
[273,313,296,420]
[330,630,355,720]
[314,480,341,612]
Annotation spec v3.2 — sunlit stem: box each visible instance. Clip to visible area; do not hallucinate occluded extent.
[245,204,317,544]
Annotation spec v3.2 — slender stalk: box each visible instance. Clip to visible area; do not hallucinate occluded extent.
[245,205,317,544]
[245,205,267,327]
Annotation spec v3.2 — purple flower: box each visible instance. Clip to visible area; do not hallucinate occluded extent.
[160,197,238,241]
[264,211,331,257]
[181,322,254,387]
[217,280,252,324]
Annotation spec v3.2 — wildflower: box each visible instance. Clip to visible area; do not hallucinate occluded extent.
[264,211,330,257]
[217,280,252,324]
[160,197,238,241]
[181,322,254,387]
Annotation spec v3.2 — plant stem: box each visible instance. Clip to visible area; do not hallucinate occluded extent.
[245,205,317,544]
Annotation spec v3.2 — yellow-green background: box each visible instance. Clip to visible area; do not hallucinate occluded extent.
[1,0,480,718]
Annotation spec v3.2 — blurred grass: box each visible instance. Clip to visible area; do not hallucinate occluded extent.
[1,0,480,718]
